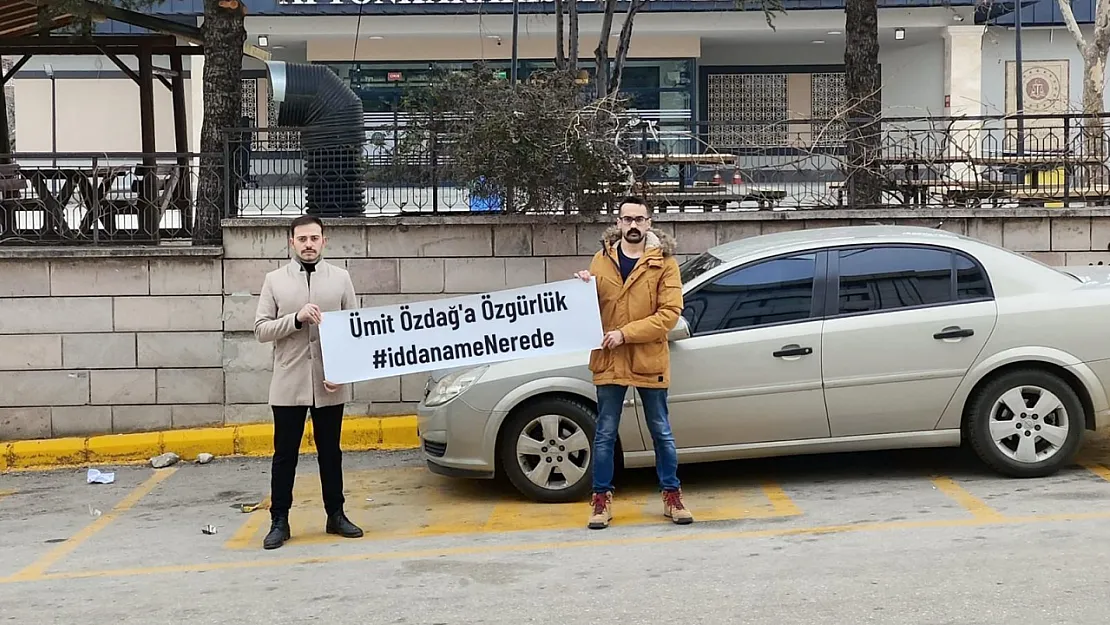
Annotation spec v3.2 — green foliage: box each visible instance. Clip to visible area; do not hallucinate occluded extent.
[384,63,634,213]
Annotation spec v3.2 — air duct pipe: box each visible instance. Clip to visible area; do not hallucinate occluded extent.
[267,61,365,216]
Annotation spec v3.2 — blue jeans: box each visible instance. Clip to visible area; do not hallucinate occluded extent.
[592,384,680,494]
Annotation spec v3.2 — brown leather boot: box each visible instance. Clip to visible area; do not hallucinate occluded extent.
[587,491,613,530]
[662,489,694,525]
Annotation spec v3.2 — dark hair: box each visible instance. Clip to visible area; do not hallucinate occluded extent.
[617,195,652,215]
[289,215,324,236]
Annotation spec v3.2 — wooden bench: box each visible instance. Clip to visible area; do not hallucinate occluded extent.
[80,163,182,237]
[0,163,27,195]
[654,189,787,211]
[0,163,27,240]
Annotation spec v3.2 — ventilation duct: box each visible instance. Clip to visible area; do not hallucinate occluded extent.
[267,61,365,217]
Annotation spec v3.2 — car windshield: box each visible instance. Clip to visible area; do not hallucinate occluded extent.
[679,252,723,284]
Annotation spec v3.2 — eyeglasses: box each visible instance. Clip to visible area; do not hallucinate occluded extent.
[619,216,649,225]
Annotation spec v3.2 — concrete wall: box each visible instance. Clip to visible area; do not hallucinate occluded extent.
[5,209,1110,441]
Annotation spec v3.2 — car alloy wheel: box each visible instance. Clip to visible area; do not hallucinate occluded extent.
[515,414,591,491]
[989,385,1070,464]
[498,396,598,503]
[966,368,1085,478]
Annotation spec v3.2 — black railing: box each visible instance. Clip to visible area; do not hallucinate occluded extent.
[0,152,204,245]
[222,113,1110,217]
[4,113,1110,245]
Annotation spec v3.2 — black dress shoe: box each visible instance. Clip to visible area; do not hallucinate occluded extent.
[326,511,364,538]
[263,516,291,550]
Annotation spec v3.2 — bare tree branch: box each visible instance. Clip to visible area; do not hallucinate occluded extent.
[1058,0,1090,49]
[609,0,650,94]
[555,0,567,70]
[594,0,619,99]
[568,0,579,70]
[1094,0,1110,50]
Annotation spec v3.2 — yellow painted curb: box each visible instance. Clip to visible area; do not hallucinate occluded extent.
[1,415,420,471]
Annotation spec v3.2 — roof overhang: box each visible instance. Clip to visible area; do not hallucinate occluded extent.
[0,0,269,61]
[0,0,75,37]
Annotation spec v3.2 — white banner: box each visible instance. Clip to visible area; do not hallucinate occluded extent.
[319,278,604,383]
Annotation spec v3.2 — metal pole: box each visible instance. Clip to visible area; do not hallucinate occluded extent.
[511,0,520,85]
[1014,0,1025,156]
[50,74,57,168]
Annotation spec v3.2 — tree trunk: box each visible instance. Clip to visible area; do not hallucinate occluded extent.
[843,0,882,208]
[568,0,579,70]
[555,0,566,70]
[1082,48,1106,175]
[193,0,246,245]
[1083,49,1101,152]
[1,57,12,155]
[609,0,649,94]
[594,0,618,99]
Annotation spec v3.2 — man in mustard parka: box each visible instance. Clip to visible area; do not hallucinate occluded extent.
[574,196,693,529]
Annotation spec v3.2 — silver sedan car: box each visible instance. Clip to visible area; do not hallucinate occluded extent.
[416,225,1110,503]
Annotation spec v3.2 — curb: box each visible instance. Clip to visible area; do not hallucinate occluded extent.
[0,415,420,471]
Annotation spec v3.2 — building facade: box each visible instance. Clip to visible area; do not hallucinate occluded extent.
[2,0,1106,155]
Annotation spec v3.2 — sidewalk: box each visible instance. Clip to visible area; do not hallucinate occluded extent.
[0,415,419,470]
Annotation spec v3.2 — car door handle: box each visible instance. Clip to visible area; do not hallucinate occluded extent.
[934,327,974,340]
[773,345,813,358]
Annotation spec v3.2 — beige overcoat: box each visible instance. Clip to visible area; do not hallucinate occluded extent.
[254,259,358,407]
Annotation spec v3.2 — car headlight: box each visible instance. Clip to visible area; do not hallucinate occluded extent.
[423,366,488,407]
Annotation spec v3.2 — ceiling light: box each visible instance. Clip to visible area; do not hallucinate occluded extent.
[894,28,905,40]
[368,35,384,40]
[812,40,825,44]
[257,34,268,47]
[827,30,841,35]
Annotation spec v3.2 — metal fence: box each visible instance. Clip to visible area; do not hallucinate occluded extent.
[3,113,1110,245]
[0,152,205,245]
[223,112,1110,218]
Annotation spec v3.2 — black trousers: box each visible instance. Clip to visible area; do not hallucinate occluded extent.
[270,404,345,520]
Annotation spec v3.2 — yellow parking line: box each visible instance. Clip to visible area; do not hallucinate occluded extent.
[762,482,803,517]
[8,508,1110,584]
[0,489,15,501]
[930,476,1004,521]
[4,468,177,581]
[1081,462,1110,482]
[223,497,272,550]
[484,491,654,532]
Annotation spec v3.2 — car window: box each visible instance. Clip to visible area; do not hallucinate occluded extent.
[836,246,954,314]
[955,253,990,299]
[679,252,723,284]
[682,253,818,334]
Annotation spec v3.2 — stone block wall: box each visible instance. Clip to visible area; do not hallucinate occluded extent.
[4,208,1110,440]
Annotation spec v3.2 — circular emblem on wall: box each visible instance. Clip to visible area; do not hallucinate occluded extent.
[1022,66,1062,111]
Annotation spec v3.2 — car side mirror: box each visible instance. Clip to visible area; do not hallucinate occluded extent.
[668,316,691,342]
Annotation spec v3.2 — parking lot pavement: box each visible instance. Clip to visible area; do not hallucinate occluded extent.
[5,442,1110,623]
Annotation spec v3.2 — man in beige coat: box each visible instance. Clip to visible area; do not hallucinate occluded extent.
[254,214,363,550]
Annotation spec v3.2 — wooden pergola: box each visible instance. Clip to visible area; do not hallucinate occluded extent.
[0,0,270,159]
[0,1,269,243]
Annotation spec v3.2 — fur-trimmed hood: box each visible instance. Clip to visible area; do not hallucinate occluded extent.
[600,226,677,257]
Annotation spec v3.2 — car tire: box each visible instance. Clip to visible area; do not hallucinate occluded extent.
[498,396,597,504]
[966,368,1085,478]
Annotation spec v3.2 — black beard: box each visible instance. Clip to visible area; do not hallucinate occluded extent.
[624,229,643,242]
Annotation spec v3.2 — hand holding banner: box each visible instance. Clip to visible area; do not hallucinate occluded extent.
[319,278,604,383]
